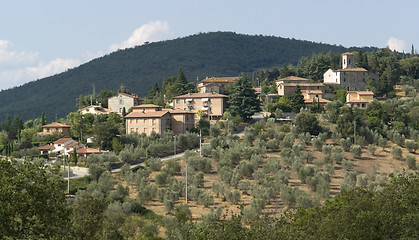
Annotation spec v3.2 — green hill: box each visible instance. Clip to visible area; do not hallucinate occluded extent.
[0,31,375,121]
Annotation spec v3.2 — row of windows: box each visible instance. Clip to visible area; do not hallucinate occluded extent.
[175,99,212,104]
[129,119,157,125]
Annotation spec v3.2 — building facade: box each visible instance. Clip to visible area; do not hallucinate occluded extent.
[197,77,238,94]
[346,91,374,108]
[40,122,71,137]
[172,92,227,121]
[125,104,195,136]
[323,52,379,91]
[108,92,143,114]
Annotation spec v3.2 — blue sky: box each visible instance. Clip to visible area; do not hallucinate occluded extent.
[1,0,418,90]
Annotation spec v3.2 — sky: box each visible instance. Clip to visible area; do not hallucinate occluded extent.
[1,0,418,90]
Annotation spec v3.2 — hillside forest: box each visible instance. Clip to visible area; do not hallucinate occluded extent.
[1,46,419,239]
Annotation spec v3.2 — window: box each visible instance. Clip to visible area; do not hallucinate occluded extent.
[183,99,186,103]
[120,99,123,105]
[176,99,180,104]
[344,78,346,82]
[143,128,146,133]
[119,108,123,113]
[152,119,156,126]
[143,119,146,123]
[208,98,211,103]
[363,78,365,82]
[317,86,319,89]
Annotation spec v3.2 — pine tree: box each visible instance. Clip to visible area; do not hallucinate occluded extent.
[290,86,305,113]
[226,74,261,120]
[41,112,47,125]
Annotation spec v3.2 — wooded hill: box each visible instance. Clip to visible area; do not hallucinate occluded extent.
[0,32,375,121]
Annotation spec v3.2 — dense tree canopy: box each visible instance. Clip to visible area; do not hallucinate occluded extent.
[0,158,70,239]
[227,74,261,120]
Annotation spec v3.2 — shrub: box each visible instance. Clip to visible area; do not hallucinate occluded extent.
[350,145,362,159]
[331,147,344,165]
[391,145,403,160]
[340,170,357,191]
[146,157,162,171]
[378,136,387,150]
[405,140,418,153]
[340,138,352,152]
[312,138,323,151]
[368,144,377,155]
[342,159,354,170]
[406,155,416,170]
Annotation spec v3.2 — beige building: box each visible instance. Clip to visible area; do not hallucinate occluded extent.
[172,92,227,121]
[346,91,374,108]
[125,104,195,136]
[323,52,379,91]
[40,122,71,137]
[197,77,238,94]
[302,90,330,105]
[80,104,114,116]
[276,76,310,85]
[278,83,325,97]
[108,92,143,114]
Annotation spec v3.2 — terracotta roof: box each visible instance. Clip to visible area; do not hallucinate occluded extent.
[66,142,83,148]
[39,145,54,150]
[341,52,354,55]
[80,105,113,114]
[125,110,170,118]
[347,99,371,103]
[69,147,109,154]
[346,91,374,95]
[323,82,341,85]
[282,83,325,87]
[336,68,368,72]
[42,122,71,128]
[305,98,331,103]
[276,76,310,82]
[200,77,238,83]
[118,92,143,100]
[173,92,228,99]
[53,138,74,144]
[132,104,161,108]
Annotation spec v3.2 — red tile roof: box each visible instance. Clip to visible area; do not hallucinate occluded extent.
[125,110,170,118]
[276,76,310,82]
[282,83,325,87]
[173,92,228,99]
[66,142,83,148]
[38,145,54,150]
[336,68,368,72]
[200,77,238,83]
[305,98,331,103]
[132,104,161,108]
[119,92,143,99]
[42,122,71,128]
[53,138,74,144]
[169,109,195,114]
[341,52,354,55]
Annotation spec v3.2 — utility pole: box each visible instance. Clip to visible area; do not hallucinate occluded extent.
[67,156,70,194]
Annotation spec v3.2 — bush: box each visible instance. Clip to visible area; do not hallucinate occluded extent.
[340,170,357,191]
[331,147,344,165]
[342,159,354,171]
[406,155,416,170]
[405,140,418,153]
[368,144,377,155]
[391,146,403,160]
[146,157,162,171]
[312,138,323,151]
[350,145,362,159]
[340,138,352,152]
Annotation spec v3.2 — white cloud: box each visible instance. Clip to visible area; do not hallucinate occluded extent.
[0,58,80,90]
[387,37,407,53]
[109,21,173,52]
[0,40,39,67]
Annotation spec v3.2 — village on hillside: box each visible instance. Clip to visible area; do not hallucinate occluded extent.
[2,50,419,239]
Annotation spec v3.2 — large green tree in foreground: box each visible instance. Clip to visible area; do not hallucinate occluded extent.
[227,74,261,120]
[0,158,70,239]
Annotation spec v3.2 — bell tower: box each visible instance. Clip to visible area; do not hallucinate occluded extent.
[342,52,354,69]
